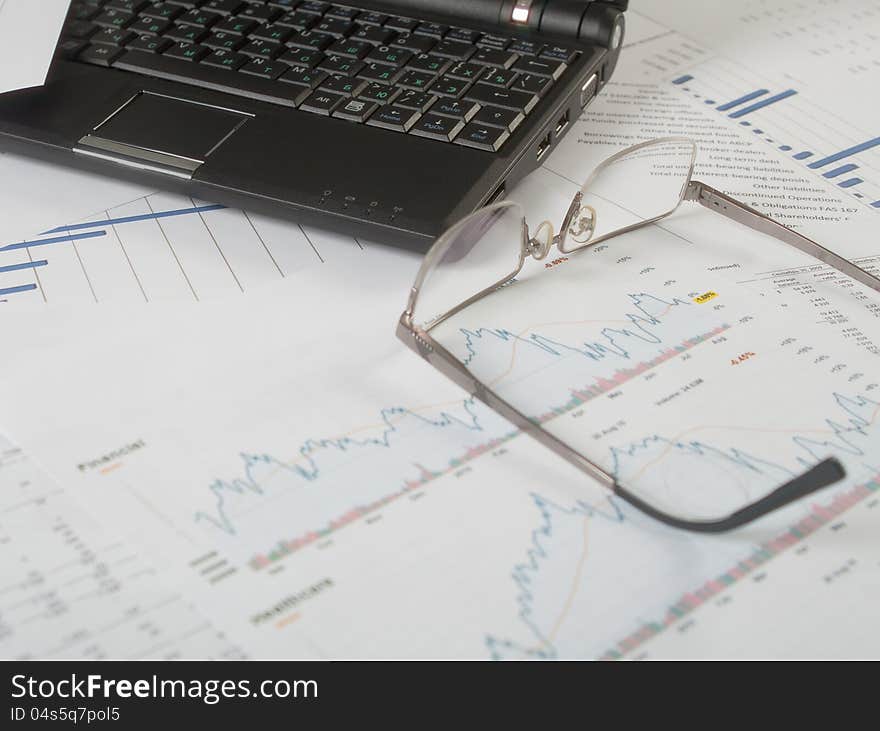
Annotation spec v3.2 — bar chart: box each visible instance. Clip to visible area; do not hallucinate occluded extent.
[670,61,880,211]
[0,193,364,306]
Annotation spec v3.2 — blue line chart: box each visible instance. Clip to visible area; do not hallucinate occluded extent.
[191,293,713,540]
[484,492,631,660]
[486,391,880,659]
[454,294,693,367]
[194,400,491,535]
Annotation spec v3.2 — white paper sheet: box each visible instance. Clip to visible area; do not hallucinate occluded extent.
[0,215,878,658]
[0,0,69,94]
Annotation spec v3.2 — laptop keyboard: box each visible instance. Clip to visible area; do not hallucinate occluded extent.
[60,0,580,153]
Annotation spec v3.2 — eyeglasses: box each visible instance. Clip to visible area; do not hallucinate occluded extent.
[396,137,880,533]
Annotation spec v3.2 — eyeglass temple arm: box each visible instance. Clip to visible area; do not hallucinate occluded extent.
[399,317,847,534]
[615,456,846,533]
[685,180,880,295]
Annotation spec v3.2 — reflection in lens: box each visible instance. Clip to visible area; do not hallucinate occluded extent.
[412,202,525,329]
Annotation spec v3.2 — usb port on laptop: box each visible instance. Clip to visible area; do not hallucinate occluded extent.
[536,131,552,160]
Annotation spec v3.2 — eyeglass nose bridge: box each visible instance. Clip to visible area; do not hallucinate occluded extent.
[527,192,597,260]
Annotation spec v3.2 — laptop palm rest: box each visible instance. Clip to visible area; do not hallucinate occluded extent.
[75,92,252,179]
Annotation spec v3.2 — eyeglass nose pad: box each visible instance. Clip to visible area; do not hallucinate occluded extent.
[528,220,555,260]
[567,203,597,245]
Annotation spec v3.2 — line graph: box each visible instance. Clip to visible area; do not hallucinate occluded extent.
[486,387,880,659]
[0,192,362,306]
[186,291,729,569]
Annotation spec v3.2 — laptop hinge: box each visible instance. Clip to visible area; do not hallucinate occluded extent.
[371,1,626,47]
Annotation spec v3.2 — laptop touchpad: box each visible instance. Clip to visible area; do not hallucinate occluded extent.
[76,92,252,178]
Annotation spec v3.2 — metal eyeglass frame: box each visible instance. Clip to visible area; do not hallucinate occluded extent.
[396,137,880,533]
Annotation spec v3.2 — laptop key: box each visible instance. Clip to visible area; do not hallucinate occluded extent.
[445,61,482,81]
[326,5,361,21]
[465,83,537,113]
[432,40,474,60]
[414,22,448,38]
[125,33,171,53]
[299,90,345,115]
[239,57,288,79]
[389,34,435,55]
[202,31,244,50]
[446,28,481,44]
[480,66,518,88]
[509,40,543,56]
[395,90,435,112]
[58,39,90,59]
[410,114,464,142]
[367,46,412,67]
[106,0,149,12]
[512,57,565,79]
[512,73,553,96]
[274,11,317,31]
[165,24,207,43]
[240,38,283,59]
[297,1,329,15]
[357,63,402,85]
[78,43,126,66]
[429,76,471,98]
[91,27,135,46]
[317,55,364,76]
[128,16,171,35]
[278,48,323,68]
[476,34,512,51]
[473,105,524,133]
[213,16,257,35]
[356,82,400,105]
[279,65,327,89]
[326,38,372,59]
[201,48,247,70]
[407,54,449,75]
[140,3,183,21]
[319,74,367,96]
[268,0,299,9]
[287,30,333,51]
[176,9,221,28]
[540,45,578,63]
[350,24,394,45]
[471,49,517,68]
[454,123,509,152]
[250,24,294,44]
[398,70,434,91]
[356,12,388,27]
[367,105,421,132]
[431,98,479,122]
[385,16,419,32]
[201,0,242,15]
[312,18,354,38]
[333,98,378,123]
[164,42,209,62]
[93,10,134,29]
[237,5,281,24]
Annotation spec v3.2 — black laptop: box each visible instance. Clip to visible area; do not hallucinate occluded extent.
[0,0,627,251]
